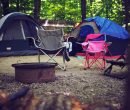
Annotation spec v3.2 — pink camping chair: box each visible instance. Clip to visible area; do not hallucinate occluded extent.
[82,40,109,69]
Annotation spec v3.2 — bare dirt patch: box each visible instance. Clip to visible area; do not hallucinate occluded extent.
[0,55,127,108]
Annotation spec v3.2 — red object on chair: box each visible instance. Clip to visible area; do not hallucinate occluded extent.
[82,41,109,69]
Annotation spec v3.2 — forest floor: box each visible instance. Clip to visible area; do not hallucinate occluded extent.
[0,55,127,109]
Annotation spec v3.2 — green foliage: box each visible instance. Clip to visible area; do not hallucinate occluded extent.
[0,0,124,25]
[9,0,33,15]
[40,0,81,24]
[40,0,124,25]
[86,0,123,25]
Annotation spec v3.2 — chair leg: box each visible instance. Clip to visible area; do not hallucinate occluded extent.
[62,56,66,71]
[84,58,87,69]
[84,54,95,69]
[84,53,106,69]
[104,65,112,75]
[84,55,89,69]
[87,57,90,68]
[38,50,40,63]
[103,58,106,69]
[47,54,66,71]
[39,49,66,71]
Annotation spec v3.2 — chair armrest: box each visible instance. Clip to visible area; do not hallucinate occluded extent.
[106,42,112,46]
[81,42,89,46]
[26,37,40,48]
[81,42,89,51]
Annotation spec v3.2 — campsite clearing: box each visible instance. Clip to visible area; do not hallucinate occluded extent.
[0,55,127,109]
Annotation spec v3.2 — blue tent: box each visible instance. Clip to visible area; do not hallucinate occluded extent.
[85,16,130,39]
[84,16,130,56]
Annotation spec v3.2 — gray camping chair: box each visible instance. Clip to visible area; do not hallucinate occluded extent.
[28,28,70,71]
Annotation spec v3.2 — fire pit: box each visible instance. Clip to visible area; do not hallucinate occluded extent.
[12,62,57,83]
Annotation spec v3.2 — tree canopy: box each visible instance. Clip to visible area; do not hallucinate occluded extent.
[0,0,126,25]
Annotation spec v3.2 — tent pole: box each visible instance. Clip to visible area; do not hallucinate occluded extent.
[20,21,26,39]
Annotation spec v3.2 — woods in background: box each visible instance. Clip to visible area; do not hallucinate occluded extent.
[0,0,125,25]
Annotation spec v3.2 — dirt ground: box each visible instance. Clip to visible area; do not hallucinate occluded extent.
[0,55,127,108]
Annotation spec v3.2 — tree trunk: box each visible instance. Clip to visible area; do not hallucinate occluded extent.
[81,0,86,21]
[33,0,41,22]
[16,0,20,12]
[0,0,2,16]
[122,0,130,30]
[1,0,10,15]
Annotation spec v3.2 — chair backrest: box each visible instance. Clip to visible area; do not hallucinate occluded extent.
[37,29,64,50]
[85,34,106,42]
[85,41,107,53]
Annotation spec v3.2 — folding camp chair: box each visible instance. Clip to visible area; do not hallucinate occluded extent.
[82,41,109,69]
[103,55,128,79]
[27,28,70,71]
